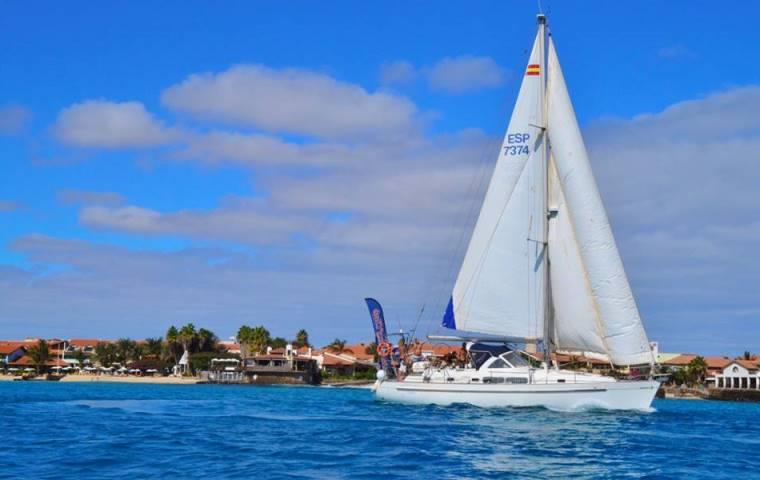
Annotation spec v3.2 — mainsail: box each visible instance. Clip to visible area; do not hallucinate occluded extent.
[443,20,653,366]
[546,38,652,366]
[443,27,546,340]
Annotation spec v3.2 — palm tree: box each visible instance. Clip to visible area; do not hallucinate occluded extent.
[197,328,218,352]
[328,338,348,354]
[237,325,252,358]
[237,325,272,356]
[144,337,163,357]
[178,323,197,356]
[116,338,138,365]
[165,326,182,364]
[687,356,708,387]
[365,342,378,362]
[73,349,87,368]
[294,329,310,348]
[270,337,288,349]
[248,326,271,355]
[94,342,117,367]
[27,339,50,374]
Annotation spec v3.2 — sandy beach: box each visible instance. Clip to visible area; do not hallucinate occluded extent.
[0,375,200,384]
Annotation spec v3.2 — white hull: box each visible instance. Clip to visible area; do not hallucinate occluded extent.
[375,379,659,411]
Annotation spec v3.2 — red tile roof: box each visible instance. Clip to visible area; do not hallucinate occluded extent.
[321,353,356,366]
[0,342,27,355]
[219,342,241,352]
[68,339,109,347]
[341,343,374,361]
[8,355,68,367]
[661,354,698,366]
[734,359,760,371]
[704,356,732,370]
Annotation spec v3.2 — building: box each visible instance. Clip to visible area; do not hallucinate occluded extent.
[0,342,28,366]
[242,346,319,384]
[315,343,377,377]
[713,360,760,390]
[7,355,68,373]
[218,341,241,355]
[67,339,110,354]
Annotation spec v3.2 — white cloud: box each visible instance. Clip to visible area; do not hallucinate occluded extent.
[379,60,417,85]
[57,189,126,206]
[176,131,352,168]
[79,200,321,245]
[0,105,32,135]
[53,100,172,148]
[583,86,760,351]
[427,56,506,93]
[8,56,760,353]
[161,64,419,140]
[2,235,441,343]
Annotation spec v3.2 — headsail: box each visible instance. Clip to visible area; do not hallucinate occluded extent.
[443,25,546,341]
[546,38,653,365]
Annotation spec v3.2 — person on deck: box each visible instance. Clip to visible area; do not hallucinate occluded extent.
[398,361,407,380]
[457,342,469,368]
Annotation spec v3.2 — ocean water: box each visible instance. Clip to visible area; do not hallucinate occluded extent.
[1,382,758,479]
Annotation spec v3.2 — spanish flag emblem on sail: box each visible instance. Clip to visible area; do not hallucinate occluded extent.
[526,64,540,76]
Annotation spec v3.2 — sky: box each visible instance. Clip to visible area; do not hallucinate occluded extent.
[1,1,759,354]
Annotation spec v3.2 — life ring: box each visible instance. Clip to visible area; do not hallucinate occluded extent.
[377,342,392,357]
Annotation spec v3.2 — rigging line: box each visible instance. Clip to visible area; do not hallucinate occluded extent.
[421,126,505,339]
[429,40,545,337]
[422,31,541,339]
[410,135,498,340]
[456,131,543,306]
[409,303,425,342]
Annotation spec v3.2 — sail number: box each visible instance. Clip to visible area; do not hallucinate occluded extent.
[504,133,530,156]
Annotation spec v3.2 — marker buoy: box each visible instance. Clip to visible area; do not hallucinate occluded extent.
[377,342,392,357]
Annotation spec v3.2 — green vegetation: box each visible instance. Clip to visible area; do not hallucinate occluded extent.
[95,342,118,367]
[328,338,348,353]
[237,325,271,356]
[670,356,708,387]
[144,337,163,357]
[293,329,310,348]
[72,349,87,367]
[365,342,378,362]
[27,339,50,374]
[189,351,239,372]
[324,366,377,381]
[115,338,139,364]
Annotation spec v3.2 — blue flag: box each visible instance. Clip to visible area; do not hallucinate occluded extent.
[364,298,391,372]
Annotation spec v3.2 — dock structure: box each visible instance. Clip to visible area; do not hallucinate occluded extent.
[242,347,319,385]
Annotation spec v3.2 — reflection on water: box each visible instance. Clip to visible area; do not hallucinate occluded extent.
[1,382,758,479]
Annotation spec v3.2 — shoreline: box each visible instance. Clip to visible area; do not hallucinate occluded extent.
[0,375,200,384]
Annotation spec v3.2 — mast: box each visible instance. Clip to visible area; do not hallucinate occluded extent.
[536,14,552,368]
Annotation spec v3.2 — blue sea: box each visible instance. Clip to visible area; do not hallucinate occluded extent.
[1,382,758,479]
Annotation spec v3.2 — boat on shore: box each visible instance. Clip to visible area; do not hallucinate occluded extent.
[374,14,660,411]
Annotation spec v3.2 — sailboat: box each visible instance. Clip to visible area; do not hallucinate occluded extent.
[374,15,661,410]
